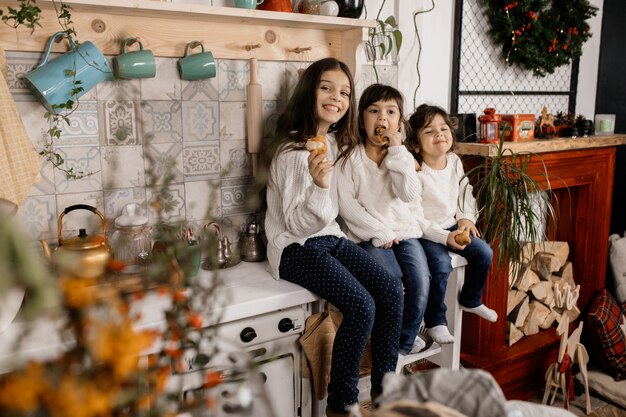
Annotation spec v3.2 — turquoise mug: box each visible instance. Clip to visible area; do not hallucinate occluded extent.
[177,41,216,81]
[112,38,156,79]
[24,31,113,114]
[235,0,264,9]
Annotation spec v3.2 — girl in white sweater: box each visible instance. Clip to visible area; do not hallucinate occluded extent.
[265,58,403,417]
[337,84,430,355]
[406,104,497,345]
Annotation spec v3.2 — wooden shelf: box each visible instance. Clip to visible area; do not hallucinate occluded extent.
[456,134,626,157]
[0,0,375,74]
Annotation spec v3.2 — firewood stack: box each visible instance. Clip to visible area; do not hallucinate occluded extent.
[506,241,580,346]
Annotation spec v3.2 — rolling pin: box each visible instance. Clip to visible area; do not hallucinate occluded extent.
[247,58,263,175]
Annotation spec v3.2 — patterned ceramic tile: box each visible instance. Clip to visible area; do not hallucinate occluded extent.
[5,51,40,102]
[103,187,147,220]
[258,61,287,101]
[56,100,100,146]
[221,139,251,178]
[355,64,374,101]
[217,59,247,101]
[13,100,51,150]
[100,100,141,146]
[144,142,184,185]
[101,145,146,189]
[181,77,219,101]
[53,146,103,194]
[182,142,220,180]
[146,183,186,224]
[141,101,183,143]
[17,195,57,241]
[219,101,245,140]
[141,57,182,101]
[182,101,219,141]
[262,100,284,139]
[184,180,221,222]
[55,191,105,238]
[220,176,254,217]
[28,158,56,196]
[97,78,141,101]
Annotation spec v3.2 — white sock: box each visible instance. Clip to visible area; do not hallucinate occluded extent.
[461,304,498,322]
[428,325,455,344]
[409,335,426,354]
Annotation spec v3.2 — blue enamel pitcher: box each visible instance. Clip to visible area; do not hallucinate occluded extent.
[25,32,113,113]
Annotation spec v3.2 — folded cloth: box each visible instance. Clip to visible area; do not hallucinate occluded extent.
[0,46,41,206]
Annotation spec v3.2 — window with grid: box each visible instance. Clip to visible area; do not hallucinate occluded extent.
[451,0,578,116]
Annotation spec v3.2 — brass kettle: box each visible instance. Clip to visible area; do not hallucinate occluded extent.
[40,204,111,279]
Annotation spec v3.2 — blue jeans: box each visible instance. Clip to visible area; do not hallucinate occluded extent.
[358,239,430,354]
[279,236,403,412]
[419,225,493,328]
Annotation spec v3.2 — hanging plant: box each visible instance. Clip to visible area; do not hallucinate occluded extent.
[482,0,598,76]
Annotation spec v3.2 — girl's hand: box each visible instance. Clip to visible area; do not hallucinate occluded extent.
[379,238,399,249]
[447,231,466,250]
[381,126,404,148]
[308,150,333,189]
[457,218,480,238]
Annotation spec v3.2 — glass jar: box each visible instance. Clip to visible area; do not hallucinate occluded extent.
[110,203,151,274]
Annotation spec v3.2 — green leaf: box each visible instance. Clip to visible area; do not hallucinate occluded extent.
[393,29,403,54]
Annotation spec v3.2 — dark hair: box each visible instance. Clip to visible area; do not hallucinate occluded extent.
[357,83,408,144]
[406,104,458,164]
[269,57,358,163]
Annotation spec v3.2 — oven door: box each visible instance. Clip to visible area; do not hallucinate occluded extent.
[175,334,301,417]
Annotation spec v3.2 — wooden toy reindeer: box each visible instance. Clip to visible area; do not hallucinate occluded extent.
[542,284,591,414]
[539,105,556,134]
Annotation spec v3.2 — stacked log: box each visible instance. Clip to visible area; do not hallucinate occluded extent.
[506,241,580,346]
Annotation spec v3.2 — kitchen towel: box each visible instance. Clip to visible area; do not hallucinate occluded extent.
[0,46,41,206]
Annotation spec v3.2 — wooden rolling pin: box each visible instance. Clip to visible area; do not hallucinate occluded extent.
[247,58,263,175]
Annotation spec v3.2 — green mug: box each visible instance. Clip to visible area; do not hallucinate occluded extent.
[113,38,156,79]
[177,41,216,81]
[235,0,265,9]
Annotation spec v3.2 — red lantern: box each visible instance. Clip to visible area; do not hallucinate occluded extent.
[478,108,502,143]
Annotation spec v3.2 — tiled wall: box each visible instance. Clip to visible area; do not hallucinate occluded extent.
[6,50,397,244]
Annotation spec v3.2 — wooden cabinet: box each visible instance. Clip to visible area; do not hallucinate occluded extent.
[0,0,373,75]
[456,136,626,399]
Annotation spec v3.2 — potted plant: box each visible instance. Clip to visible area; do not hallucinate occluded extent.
[462,140,557,285]
[364,0,402,83]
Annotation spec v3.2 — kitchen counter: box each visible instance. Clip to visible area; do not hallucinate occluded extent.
[132,260,319,330]
[455,134,626,157]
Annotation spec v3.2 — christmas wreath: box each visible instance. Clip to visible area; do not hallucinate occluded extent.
[483,0,598,76]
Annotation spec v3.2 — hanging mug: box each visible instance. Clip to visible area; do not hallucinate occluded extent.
[177,41,216,81]
[112,38,157,79]
[24,31,113,114]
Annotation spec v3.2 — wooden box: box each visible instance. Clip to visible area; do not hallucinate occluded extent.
[500,114,535,142]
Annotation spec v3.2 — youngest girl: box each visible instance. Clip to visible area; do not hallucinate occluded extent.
[406,104,497,345]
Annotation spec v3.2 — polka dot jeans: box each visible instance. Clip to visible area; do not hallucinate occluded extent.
[280,236,403,413]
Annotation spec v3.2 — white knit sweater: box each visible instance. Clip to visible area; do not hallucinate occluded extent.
[337,145,424,246]
[264,133,345,280]
[419,152,477,245]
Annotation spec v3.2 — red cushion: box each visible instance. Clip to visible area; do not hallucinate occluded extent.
[586,289,626,381]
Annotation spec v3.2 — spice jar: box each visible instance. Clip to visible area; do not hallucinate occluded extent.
[110,203,151,274]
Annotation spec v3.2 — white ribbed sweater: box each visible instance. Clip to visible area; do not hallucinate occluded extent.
[337,145,424,246]
[418,152,477,245]
[264,134,344,280]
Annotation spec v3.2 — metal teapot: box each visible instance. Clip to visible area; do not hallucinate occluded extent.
[40,204,111,279]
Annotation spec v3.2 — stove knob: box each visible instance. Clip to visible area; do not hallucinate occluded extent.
[240,327,257,343]
[278,318,294,333]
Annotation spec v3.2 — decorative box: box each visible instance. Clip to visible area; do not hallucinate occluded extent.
[500,114,535,142]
